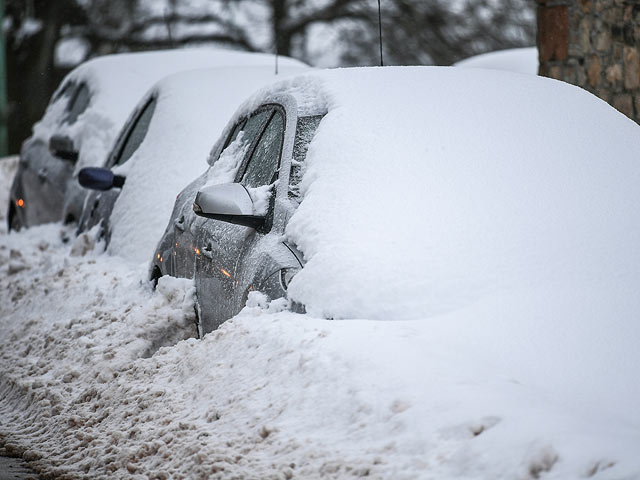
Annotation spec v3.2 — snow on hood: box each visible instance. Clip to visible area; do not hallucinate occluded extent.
[31,48,305,171]
[249,67,640,322]
[106,65,308,264]
[454,47,539,75]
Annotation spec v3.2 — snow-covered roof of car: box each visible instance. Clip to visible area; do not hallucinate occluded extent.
[453,47,538,75]
[106,64,309,262]
[226,66,640,323]
[31,48,306,170]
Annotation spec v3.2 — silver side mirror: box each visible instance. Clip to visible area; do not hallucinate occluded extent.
[193,183,265,229]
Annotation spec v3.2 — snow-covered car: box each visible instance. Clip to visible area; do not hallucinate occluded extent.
[454,47,538,75]
[76,64,309,263]
[150,66,640,336]
[8,48,305,231]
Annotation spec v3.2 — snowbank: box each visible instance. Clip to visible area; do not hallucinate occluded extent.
[1,226,639,478]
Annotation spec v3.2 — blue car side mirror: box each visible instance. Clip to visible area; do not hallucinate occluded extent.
[78,167,125,191]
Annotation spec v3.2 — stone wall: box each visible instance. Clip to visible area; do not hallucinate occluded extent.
[537,0,640,123]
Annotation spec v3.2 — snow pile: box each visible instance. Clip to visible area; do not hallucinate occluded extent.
[454,47,538,75]
[107,65,307,264]
[1,224,639,478]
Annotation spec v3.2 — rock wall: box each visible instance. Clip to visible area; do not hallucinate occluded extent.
[537,0,640,123]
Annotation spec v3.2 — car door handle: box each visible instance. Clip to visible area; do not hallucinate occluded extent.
[37,168,47,179]
[174,215,185,232]
[202,242,214,259]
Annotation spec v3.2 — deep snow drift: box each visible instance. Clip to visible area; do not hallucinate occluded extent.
[2,67,640,479]
[2,221,639,479]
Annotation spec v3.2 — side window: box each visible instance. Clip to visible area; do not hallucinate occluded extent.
[65,83,90,125]
[241,110,284,188]
[53,81,75,103]
[223,120,246,150]
[204,109,271,185]
[236,109,271,151]
[111,96,157,167]
[289,115,323,201]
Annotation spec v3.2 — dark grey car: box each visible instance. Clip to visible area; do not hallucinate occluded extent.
[150,94,322,336]
[8,81,90,230]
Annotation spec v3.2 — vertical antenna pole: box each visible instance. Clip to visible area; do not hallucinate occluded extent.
[377,0,383,66]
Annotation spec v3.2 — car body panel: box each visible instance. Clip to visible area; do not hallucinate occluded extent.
[151,94,321,334]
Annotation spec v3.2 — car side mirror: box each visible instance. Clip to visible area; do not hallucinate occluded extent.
[193,183,265,229]
[49,134,79,162]
[78,167,125,191]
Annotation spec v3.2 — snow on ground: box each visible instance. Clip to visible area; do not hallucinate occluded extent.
[2,68,640,479]
[2,224,639,479]
[454,47,538,75]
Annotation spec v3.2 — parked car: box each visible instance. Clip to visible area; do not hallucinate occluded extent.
[150,66,640,338]
[76,64,308,263]
[8,48,305,231]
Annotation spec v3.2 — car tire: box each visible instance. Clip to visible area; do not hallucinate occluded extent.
[149,265,162,289]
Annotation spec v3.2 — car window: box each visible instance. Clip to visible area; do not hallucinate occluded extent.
[241,110,284,189]
[289,115,323,201]
[237,109,271,151]
[223,119,246,150]
[53,81,75,103]
[112,96,157,167]
[65,83,90,125]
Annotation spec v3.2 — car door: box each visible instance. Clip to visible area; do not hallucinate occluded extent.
[21,82,89,226]
[194,106,288,333]
[78,95,157,240]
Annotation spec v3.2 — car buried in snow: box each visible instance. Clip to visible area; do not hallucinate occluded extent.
[8,48,305,232]
[150,66,640,337]
[75,63,308,260]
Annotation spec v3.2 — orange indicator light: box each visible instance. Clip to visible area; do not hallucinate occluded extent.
[194,248,201,256]
[160,257,163,263]
[220,268,232,279]
[16,199,25,208]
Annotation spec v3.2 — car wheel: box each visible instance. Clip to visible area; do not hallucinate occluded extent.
[149,265,162,289]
